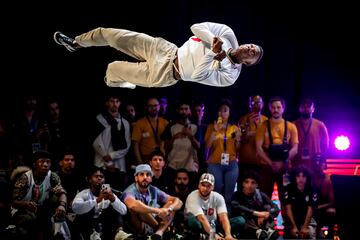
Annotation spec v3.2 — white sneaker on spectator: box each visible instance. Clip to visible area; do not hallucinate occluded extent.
[90,230,102,240]
[115,229,133,240]
[266,228,278,239]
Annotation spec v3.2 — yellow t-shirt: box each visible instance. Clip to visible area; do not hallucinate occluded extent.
[205,123,239,164]
[255,119,299,148]
[132,116,168,160]
[238,113,268,164]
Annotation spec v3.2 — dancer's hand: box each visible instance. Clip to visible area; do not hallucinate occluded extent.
[214,50,226,61]
[212,37,223,53]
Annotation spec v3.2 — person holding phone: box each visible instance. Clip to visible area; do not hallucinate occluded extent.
[237,95,268,191]
[204,99,241,213]
[72,166,132,240]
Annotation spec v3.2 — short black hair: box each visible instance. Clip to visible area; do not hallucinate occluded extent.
[149,148,165,160]
[176,168,189,176]
[248,45,264,66]
[86,166,105,179]
[241,170,261,183]
[268,96,286,109]
[300,97,314,107]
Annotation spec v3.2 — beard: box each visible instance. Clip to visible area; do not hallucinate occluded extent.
[180,114,190,121]
[300,113,311,119]
[199,190,211,198]
[176,183,187,191]
[138,180,149,189]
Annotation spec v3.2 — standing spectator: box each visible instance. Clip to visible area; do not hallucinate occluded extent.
[205,99,241,210]
[132,97,168,164]
[237,95,268,188]
[293,98,329,175]
[161,99,200,189]
[93,93,131,190]
[191,100,208,175]
[255,96,298,200]
[11,95,42,162]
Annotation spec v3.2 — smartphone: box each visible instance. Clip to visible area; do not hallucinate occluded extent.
[101,184,110,191]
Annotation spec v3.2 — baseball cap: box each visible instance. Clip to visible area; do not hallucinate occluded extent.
[199,173,215,186]
[134,164,153,177]
[32,150,52,164]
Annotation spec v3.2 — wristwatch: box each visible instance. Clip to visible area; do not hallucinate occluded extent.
[169,206,174,212]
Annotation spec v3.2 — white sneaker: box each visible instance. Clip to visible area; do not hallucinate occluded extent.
[266,228,278,239]
[255,229,267,240]
[115,229,133,240]
[104,77,136,89]
[90,230,102,240]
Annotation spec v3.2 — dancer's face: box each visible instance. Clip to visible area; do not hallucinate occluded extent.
[235,44,262,66]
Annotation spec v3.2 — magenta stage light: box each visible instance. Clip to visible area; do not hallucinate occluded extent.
[334,135,350,151]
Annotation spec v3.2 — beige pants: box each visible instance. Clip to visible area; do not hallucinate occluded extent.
[75,27,178,88]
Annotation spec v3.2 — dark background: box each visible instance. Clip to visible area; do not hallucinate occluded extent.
[2,1,360,159]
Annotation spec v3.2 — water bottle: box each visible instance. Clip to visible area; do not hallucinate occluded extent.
[209,219,216,240]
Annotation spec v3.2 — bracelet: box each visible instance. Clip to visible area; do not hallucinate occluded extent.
[169,206,174,212]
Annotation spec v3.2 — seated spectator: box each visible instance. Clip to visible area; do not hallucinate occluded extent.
[121,164,182,239]
[72,166,132,240]
[283,166,317,239]
[311,155,336,238]
[231,171,279,240]
[167,168,191,231]
[185,173,244,239]
[56,149,87,239]
[11,150,67,239]
[149,150,168,192]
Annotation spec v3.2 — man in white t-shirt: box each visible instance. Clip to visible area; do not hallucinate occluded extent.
[54,22,263,89]
[184,173,244,239]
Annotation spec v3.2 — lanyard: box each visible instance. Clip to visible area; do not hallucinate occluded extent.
[223,123,229,152]
[146,116,159,144]
[300,118,312,145]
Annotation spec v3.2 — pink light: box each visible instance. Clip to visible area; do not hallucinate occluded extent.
[334,135,350,151]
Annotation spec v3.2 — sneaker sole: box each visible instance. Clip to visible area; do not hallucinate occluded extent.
[53,31,76,52]
[53,31,62,45]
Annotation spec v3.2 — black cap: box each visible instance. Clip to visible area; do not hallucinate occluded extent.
[32,150,52,163]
